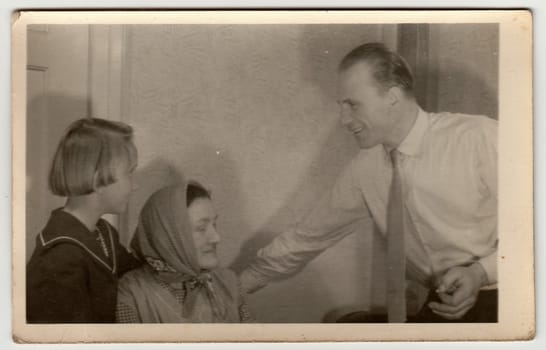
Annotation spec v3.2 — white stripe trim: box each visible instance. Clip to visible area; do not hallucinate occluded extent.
[103,223,117,274]
[39,230,115,274]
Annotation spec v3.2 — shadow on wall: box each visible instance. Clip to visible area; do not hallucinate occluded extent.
[229,125,358,322]
[229,121,357,273]
[417,56,498,120]
[121,157,184,244]
[437,59,497,120]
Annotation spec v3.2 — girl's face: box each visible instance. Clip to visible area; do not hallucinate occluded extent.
[187,197,220,270]
[98,155,137,214]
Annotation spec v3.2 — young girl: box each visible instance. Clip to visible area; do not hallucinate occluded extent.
[27,118,142,323]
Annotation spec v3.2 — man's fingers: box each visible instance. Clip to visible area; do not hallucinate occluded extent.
[437,268,462,293]
[437,292,455,305]
[430,264,485,320]
[428,301,454,314]
[437,289,475,307]
[450,285,473,305]
[429,296,475,315]
[431,304,474,320]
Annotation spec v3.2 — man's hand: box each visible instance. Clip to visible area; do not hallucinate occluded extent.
[428,263,488,320]
[239,268,267,294]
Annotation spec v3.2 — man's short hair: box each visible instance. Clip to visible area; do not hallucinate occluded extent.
[49,118,137,196]
[339,42,414,97]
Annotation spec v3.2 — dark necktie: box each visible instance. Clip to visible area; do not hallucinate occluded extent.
[386,149,407,322]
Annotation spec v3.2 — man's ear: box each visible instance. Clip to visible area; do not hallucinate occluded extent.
[387,86,403,106]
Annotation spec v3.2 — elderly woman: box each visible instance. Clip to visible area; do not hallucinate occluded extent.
[116,180,252,323]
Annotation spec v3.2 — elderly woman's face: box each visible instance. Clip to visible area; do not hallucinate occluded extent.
[188,197,220,270]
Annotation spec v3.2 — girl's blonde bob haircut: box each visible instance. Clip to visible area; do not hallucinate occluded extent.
[49,118,138,196]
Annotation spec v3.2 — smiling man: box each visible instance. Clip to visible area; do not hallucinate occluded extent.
[240,42,498,323]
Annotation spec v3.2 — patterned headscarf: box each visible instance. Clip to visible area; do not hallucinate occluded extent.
[130,181,234,322]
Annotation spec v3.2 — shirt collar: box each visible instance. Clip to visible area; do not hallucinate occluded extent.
[40,208,116,272]
[42,208,95,242]
[396,107,429,157]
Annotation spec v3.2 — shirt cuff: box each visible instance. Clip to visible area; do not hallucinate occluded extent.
[239,267,269,294]
[477,252,497,285]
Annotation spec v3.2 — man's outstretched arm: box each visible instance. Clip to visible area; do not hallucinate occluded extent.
[240,159,374,293]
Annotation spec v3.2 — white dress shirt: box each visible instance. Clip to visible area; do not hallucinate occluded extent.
[242,108,497,292]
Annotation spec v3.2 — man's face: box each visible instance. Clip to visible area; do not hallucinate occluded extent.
[337,62,396,149]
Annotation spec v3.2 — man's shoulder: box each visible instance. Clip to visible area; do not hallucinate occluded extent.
[428,111,497,136]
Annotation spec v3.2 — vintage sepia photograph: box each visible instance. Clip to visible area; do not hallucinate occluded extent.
[11,10,533,342]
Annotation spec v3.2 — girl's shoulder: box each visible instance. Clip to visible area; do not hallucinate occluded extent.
[27,242,90,279]
[37,209,106,254]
